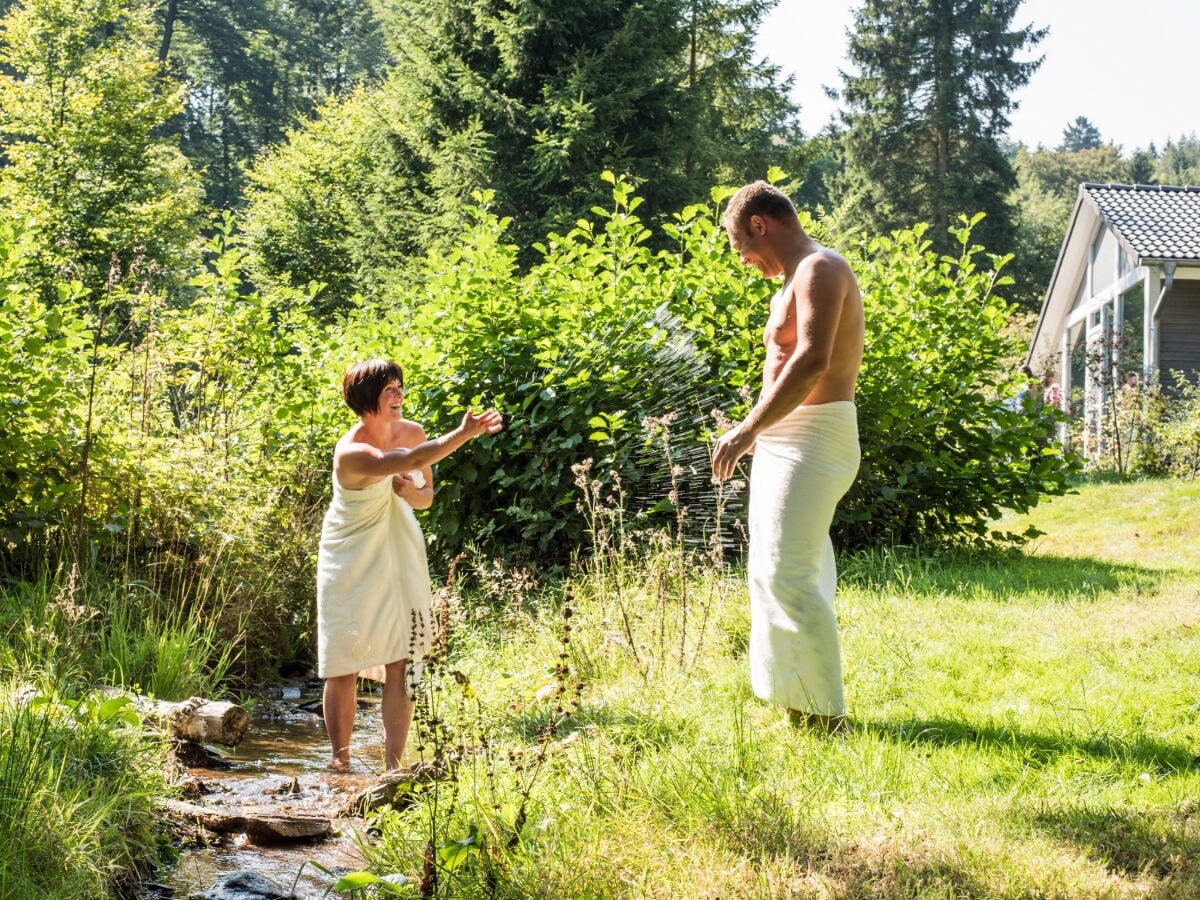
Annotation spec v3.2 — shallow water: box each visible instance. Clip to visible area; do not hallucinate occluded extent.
[154,689,410,898]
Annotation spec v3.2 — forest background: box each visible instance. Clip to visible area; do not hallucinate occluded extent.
[2,0,1198,691]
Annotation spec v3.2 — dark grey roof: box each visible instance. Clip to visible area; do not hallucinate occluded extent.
[1082,183,1200,262]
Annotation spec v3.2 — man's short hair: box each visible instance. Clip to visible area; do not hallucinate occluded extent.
[723,181,798,233]
[342,358,404,416]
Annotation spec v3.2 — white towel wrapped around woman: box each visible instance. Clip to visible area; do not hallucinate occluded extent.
[747,401,859,716]
[316,469,432,686]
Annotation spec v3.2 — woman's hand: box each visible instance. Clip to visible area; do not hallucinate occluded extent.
[393,471,433,509]
[459,409,504,439]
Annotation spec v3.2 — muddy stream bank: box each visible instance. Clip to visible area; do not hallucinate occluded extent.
[152,688,405,898]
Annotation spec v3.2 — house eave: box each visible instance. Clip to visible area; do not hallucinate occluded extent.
[1136,257,1200,268]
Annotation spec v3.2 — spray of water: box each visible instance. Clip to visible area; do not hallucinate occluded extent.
[501,301,750,556]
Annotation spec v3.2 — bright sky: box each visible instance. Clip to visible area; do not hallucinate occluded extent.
[757,0,1200,153]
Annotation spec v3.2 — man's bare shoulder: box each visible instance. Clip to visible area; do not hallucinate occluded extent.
[791,246,856,301]
[799,245,853,278]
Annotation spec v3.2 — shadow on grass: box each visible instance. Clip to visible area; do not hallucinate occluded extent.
[840,548,1174,603]
[863,716,1200,775]
[1025,801,1200,882]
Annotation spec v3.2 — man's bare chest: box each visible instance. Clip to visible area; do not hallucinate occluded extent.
[763,288,797,349]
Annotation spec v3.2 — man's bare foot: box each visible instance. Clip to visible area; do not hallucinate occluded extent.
[328,758,350,772]
[786,709,851,734]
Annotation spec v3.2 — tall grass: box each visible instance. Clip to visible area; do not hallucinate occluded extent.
[0,562,242,896]
[0,686,166,898]
[338,478,1200,899]
[0,567,241,699]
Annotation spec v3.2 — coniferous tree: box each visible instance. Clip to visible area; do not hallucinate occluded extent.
[1058,115,1102,152]
[1154,133,1200,185]
[676,0,808,192]
[836,0,1046,255]
[1128,145,1158,185]
[158,0,389,208]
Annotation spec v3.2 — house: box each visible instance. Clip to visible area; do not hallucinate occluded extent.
[1026,183,1200,449]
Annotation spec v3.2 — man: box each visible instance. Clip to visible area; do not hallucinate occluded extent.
[711,181,864,732]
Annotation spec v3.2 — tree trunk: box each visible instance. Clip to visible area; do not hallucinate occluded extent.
[159,0,179,63]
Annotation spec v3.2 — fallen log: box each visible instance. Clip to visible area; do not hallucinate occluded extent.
[160,696,249,746]
[103,689,249,747]
[158,798,331,844]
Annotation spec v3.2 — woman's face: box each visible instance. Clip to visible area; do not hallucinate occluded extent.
[374,379,405,417]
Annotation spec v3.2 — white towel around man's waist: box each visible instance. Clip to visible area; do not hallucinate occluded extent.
[747,401,860,715]
[316,470,432,684]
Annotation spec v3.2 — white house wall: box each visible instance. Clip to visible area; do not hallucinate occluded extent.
[1091,227,1121,296]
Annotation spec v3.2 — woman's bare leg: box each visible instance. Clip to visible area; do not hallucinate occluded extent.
[323,673,358,770]
[382,659,413,771]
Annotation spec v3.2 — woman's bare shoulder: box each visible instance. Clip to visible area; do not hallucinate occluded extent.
[392,418,428,448]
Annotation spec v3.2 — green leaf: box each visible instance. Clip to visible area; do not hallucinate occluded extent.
[437,825,481,872]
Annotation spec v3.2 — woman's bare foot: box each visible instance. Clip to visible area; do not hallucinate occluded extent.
[328,758,350,772]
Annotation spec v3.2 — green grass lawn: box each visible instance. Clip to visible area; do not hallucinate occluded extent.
[354,478,1200,899]
[352,475,1200,897]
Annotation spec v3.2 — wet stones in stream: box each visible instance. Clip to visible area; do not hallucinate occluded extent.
[159,798,333,843]
[337,759,448,817]
[158,690,453,897]
[188,870,297,900]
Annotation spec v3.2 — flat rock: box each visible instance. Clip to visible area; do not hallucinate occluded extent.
[337,760,447,817]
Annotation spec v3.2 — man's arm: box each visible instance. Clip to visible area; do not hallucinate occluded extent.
[712,254,847,482]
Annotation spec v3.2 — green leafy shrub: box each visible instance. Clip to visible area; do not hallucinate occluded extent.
[392,188,1074,560]
[841,217,1076,546]
[0,220,92,555]
[1133,372,1200,478]
[403,181,740,562]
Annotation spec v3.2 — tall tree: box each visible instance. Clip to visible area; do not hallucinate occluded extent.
[157,0,389,208]
[835,0,1046,255]
[1058,115,1102,152]
[1128,144,1158,185]
[675,0,808,191]
[244,0,807,308]
[0,0,203,288]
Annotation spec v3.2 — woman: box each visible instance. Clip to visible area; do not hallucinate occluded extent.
[316,359,502,771]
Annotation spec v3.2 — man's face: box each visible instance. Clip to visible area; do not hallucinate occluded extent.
[727,216,778,277]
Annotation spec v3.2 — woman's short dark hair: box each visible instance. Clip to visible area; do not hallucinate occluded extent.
[342,359,404,416]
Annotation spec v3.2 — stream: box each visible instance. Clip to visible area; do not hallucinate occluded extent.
[153,688,404,899]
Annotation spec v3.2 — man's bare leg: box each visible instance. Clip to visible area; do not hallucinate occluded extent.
[382,659,413,772]
[787,708,849,734]
[323,673,357,770]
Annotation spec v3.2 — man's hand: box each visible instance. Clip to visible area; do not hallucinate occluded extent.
[712,424,755,482]
[459,409,504,439]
